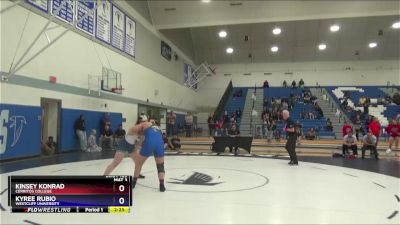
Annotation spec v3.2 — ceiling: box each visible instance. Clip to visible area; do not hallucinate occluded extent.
[162,16,400,64]
[127,1,400,64]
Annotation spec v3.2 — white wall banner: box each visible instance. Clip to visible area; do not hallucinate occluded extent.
[111,4,125,51]
[95,0,111,44]
[76,0,96,36]
[26,0,49,13]
[125,16,136,57]
[51,0,74,24]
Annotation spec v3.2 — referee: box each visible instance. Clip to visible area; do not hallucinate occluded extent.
[282,110,298,165]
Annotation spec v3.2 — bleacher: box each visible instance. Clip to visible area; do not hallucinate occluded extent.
[264,87,303,102]
[326,86,400,128]
[263,87,334,138]
[223,87,248,126]
[290,102,336,138]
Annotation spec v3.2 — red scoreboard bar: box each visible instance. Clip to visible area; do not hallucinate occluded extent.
[8,176,132,213]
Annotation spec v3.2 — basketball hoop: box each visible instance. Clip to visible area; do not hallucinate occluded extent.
[111,87,124,94]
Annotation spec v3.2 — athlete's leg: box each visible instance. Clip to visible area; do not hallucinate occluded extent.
[129,151,145,179]
[132,153,148,189]
[155,156,165,192]
[104,151,125,175]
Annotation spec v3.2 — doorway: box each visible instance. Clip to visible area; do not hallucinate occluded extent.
[41,98,62,153]
[138,104,167,131]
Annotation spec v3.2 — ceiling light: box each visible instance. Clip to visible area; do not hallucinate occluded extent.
[330,24,340,32]
[368,42,377,48]
[272,27,281,35]
[201,0,211,3]
[392,21,400,29]
[271,46,279,52]
[226,47,234,54]
[218,30,227,38]
[318,43,327,50]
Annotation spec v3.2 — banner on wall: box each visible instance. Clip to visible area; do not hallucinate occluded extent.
[125,16,136,57]
[51,0,75,24]
[0,104,42,160]
[76,0,96,36]
[161,41,172,61]
[27,0,49,13]
[95,0,111,44]
[111,5,125,51]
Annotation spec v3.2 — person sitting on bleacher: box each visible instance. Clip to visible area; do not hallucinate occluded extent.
[361,131,378,160]
[342,130,358,157]
[170,135,181,150]
[101,124,113,150]
[295,121,303,145]
[42,136,56,155]
[87,129,102,152]
[271,120,280,142]
[326,118,333,131]
[305,128,316,140]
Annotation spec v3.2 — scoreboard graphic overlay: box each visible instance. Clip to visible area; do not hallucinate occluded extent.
[8,176,132,213]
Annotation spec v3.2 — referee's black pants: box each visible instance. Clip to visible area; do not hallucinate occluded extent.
[285,136,298,163]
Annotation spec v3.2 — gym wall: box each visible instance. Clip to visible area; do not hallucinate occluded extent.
[0,0,197,160]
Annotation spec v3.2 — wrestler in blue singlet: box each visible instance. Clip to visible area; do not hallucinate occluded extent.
[140,125,165,158]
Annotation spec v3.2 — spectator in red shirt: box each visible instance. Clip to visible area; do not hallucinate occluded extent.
[342,120,353,137]
[385,119,399,152]
[368,117,381,147]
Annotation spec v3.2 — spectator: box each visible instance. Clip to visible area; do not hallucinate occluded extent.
[263,96,268,107]
[283,80,288,88]
[385,119,399,153]
[282,101,289,110]
[100,113,111,135]
[222,111,230,135]
[215,119,223,136]
[185,112,193,137]
[74,115,87,151]
[270,120,279,142]
[167,111,176,137]
[42,136,56,155]
[162,133,171,150]
[335,109,341,122]
[305,128,316,140]
[114,124,126,138]
[207,113,216,137]
[299,78,305,88]
[170,135,181,150]
[140,111,148,121]
[101,124,113,150]
[263,80,269,88]
[228,123,240,155]
[361,131,378,160]
[326,118,333,131]
[291,80,296,89]
[113,124,125,148]
[368,117,381,148]
[393,92,400,105]
[87,129,102,152]
[308,112,315,120]
[315,103,324,118]
[342,130,358,156]
[342,120,353,137]
[353,114,362,141]
[295,121,303,145]
[235,108,242,118]
[252,92,257,101]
